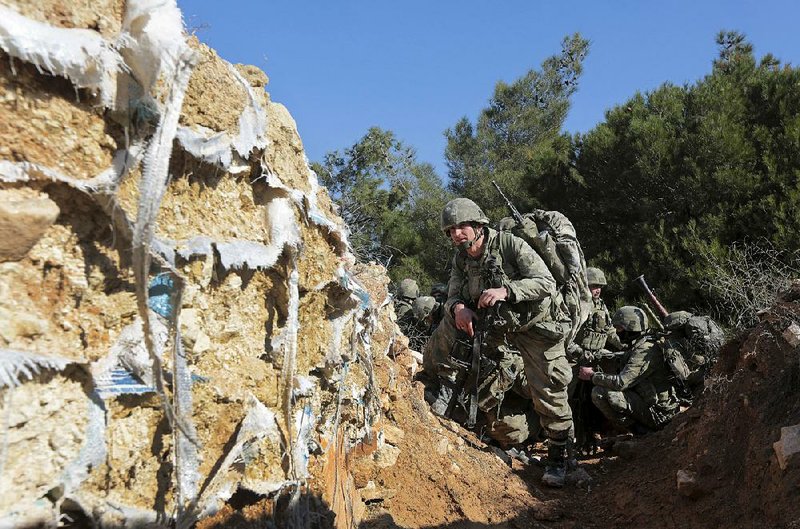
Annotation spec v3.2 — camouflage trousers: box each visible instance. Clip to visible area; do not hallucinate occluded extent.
[590,386,678,431]
[510,327,574,442]
[422,313,536,446]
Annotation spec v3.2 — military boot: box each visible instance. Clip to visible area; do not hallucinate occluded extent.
[541,441,567,488]
[426,385,454,416]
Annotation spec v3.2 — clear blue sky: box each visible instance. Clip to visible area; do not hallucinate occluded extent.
[177,1,798,178]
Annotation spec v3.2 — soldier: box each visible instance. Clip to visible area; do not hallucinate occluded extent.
[394,278,419,328]
[430,283,448,305]
[569,267,622,359]
[412,295,443,334]
[578,306,680,435]
[567,267,622,453]
[439,197,574,487]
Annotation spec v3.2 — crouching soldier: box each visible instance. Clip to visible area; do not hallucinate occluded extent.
[439,197,574,487]
[578,306,680,435]
[394,278,419,327]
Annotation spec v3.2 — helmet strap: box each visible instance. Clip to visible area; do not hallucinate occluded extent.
[458,224,485,251]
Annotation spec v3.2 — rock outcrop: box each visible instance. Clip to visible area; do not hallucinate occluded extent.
[0,2,399,527]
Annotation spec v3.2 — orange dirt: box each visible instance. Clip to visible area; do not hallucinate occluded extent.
[202,283,800,529]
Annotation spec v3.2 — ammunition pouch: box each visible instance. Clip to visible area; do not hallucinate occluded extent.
[663,345,691,382]
[579,329,609,351]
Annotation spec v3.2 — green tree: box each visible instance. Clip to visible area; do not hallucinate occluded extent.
[566,31,800,320]
[311,128,453,290]
[444,33,589,220]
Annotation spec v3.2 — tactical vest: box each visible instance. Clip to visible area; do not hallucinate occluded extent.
[454,230,555,334]
[577,298,612,351]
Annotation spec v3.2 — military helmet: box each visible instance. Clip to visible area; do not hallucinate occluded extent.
[397,278,419,299]
[441,198,490,234]
[664,310,693,331]
[412,296,438,320]
[430,283,448,300]
[586,267,607,287]
[612,306,649,332]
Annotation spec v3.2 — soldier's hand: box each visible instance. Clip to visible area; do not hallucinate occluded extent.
[454,304,476,337]
[578,366,595,381]
[478,287,508,308]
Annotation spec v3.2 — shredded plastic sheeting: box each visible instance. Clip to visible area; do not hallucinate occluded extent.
[0,6,124,107]
[175,236,215,260]
[337,267,372,309]
[175,63,267,174]
[0,349,77,388]
[217,199,301,270]
[282,259,302,478]
[94,369,154,397]
[175,125,248,173]
[93,314,169,394]
[292,405,315,479]
[120,0,187,92]
[174,335,200,512]
[306,168,351,248]
[61,392,107,501]
[196,395,281,518]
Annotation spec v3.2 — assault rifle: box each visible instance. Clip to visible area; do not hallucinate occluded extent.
[492,180,524,225]
[445,254,506,428]
[445,323,495,428]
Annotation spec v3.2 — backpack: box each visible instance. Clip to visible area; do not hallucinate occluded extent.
[503,210,592,345]
[683,315,725,359]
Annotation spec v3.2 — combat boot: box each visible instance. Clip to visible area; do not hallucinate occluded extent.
[541,441,567,488]
[426,385,453,416]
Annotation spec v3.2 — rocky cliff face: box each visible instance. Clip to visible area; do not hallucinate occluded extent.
[0,2,402,527]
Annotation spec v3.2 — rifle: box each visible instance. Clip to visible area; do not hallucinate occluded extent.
[444,326,490,428]
[492,180,524,225]
[632,274,669,323]
[445,252,506,428]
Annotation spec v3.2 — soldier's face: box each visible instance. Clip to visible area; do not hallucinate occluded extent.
[590,286,602,299]
[448,223,478,245]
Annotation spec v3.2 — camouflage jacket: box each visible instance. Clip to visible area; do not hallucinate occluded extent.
[444,227,557,328]
[395,299,414,324]
[591,336,679,411]
[574,297,622,352]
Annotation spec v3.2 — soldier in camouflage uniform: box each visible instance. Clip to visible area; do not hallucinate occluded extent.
[438,198,574,487]
[578,306,680,434]
[412,296,443,334]
[430,283,448,304]
[566,267,622,453]
[394,278,419,328]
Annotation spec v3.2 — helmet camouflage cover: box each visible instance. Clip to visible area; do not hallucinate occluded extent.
[397,278,419,299]
[441,198,490,234]
[585,267,607,286]
[412,296,438,320]
[612,305,649,333]
[664,310,693,331]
